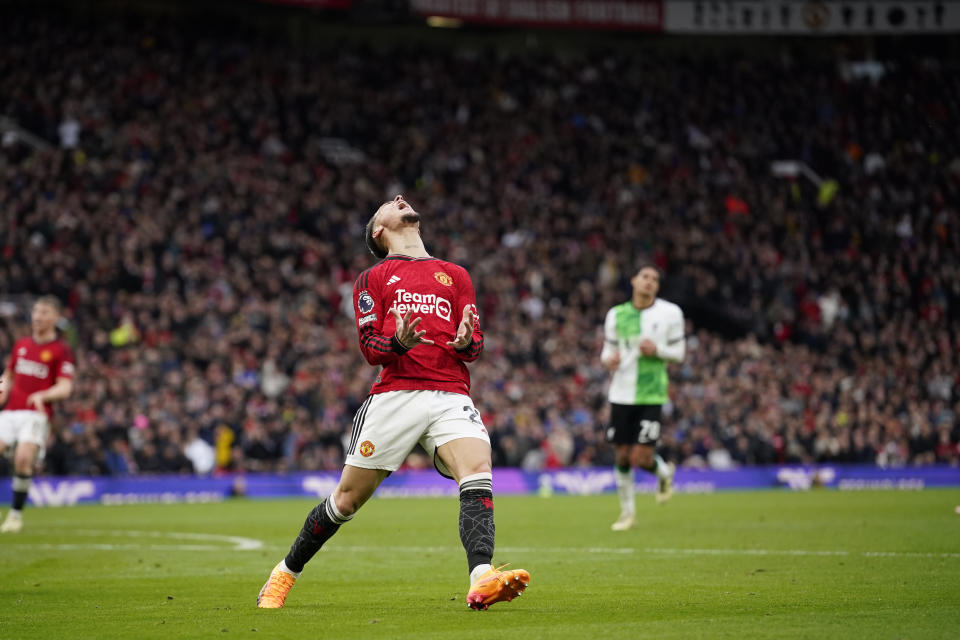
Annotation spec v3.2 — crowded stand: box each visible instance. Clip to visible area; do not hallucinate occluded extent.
[1,15,958,477]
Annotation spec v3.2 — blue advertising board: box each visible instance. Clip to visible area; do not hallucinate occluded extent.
[6,465,959,507]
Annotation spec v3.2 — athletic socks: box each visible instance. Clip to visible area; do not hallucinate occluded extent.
[283,495,353,573]
[614,465,635,516]
[11,474,31,511]
[654,454,672,480]
[458,472,495,576]
[638,455,671,478]
[470,563,493,585]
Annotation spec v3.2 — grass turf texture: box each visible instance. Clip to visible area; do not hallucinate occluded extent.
[1,490,958,639]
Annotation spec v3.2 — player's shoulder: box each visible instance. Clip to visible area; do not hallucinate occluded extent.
[655,298,684,316]
[431,258,469,278]
[53,337,74,355]
[409,255,459,270]
[355,262,385,289]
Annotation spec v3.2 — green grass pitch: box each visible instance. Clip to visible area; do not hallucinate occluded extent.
[1,489,959,639]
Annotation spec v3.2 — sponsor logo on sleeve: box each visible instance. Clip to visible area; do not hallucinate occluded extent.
[357,291,375,314]
[60,362,75,376]
[358,313,377,327]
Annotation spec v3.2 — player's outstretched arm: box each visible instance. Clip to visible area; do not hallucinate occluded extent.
[26,377,74,413]
[354,272,418,365]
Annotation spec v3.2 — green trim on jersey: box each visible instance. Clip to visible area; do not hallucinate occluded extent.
[613,301,669,405]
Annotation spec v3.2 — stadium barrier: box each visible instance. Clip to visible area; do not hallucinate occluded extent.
[5,465,959,507]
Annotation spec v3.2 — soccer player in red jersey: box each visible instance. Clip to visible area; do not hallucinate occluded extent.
[0,296,75,533]
[258,195,529,610]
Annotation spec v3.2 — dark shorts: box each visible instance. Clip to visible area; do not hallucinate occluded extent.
[606,404,663,445]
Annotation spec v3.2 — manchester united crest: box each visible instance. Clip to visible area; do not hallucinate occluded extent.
[359,441,375,457]
[40,350,53,362]
[434,272,453,286]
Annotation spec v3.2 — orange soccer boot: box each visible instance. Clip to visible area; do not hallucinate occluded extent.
[466,564,530,611]
[257,562,297,608]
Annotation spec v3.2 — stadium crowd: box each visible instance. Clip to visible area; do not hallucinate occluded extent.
[1,15,958,477]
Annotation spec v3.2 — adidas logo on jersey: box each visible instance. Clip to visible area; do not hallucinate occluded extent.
[387,275,401,285]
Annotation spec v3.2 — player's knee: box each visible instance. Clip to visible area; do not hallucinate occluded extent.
[331,491,358,517]
[638,454,654,470]
[12,451,35,475]
[13,461,33,476]
[632,446,654,469]
[464,459,491,476]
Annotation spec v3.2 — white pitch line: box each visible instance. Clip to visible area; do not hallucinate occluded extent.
[4,535,957,559]
[72,529,265,551]
[643,547,960,559]
[6,543,223,551]
[0,529,265,552]
[329,545,960,559]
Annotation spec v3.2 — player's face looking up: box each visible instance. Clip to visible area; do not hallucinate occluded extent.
[631,267,660,299]
[369,195,421,254]
[31,301,59,336]
[376,195,420,229]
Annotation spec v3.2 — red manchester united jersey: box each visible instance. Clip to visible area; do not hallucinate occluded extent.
[353,255,483,396]
[4,336,75,418]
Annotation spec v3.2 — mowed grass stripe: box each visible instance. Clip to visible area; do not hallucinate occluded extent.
[1,490,958,639]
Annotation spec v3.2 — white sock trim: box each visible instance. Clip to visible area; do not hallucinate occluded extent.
[12,475,32,492]
[614,467,635,515]
[470,563,493,585]
[654,455,671,479]
[278,559,301,579]
[458,472,493,494]
[326,495,354,523]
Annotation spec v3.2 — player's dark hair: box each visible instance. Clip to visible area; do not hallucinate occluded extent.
[365,213,388,260]
[636,262,663,279]
[34,295,63,313]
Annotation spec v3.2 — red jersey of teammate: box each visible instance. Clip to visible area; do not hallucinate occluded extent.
[353,256,483,396]
[3,337,75,418]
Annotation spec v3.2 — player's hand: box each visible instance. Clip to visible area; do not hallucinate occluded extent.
[604,351,621,371]
[446,305,475,350]
[390,307,435,349]
[640,339,657,357]
[26,392,45,412]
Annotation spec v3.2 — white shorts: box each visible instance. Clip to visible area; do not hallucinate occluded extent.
[0,410,50,454]
[344,390,490,478]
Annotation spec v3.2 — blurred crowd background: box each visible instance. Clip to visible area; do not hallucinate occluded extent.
[1,9,958,477]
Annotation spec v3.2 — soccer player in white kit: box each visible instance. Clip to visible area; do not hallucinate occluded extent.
[600,265,685,531]
[0,296,75,533]
[257,196,529,610]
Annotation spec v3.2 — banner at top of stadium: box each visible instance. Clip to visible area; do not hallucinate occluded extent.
[664,1,960,34]
[410,0,960,35]
[258,0,959,33]
[408,0,662,29]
